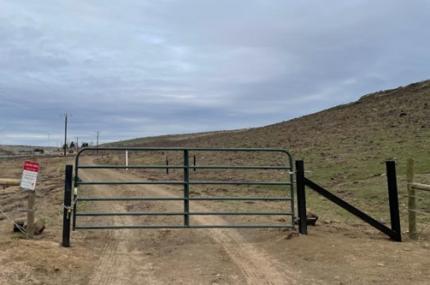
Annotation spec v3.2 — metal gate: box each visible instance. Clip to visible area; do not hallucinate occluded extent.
[62,147,294,246]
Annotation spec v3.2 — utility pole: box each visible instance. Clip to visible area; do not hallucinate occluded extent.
[75,136,79,152]
[63,113,68,157]
[96,131,100,154]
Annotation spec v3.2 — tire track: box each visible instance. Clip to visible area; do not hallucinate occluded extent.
[79,164,298,284]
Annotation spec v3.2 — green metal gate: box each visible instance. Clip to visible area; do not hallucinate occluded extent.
[62,147,294,246]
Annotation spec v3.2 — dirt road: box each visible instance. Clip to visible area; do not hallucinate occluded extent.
[78,167,299,284]
[2,157,430,284]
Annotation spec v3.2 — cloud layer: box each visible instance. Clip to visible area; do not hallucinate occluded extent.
[1,0,429,145]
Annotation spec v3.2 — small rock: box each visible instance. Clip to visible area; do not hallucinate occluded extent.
[285,232,299,240]
[33,220,46,235]
[377,262,384,267]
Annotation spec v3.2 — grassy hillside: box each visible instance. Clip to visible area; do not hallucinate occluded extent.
[107,80,430,233]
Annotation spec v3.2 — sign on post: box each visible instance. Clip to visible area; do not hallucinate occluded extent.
[20,161,40,191]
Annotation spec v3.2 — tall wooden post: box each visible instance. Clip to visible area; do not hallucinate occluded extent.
[26,191,35,239]
[407,159,417,240]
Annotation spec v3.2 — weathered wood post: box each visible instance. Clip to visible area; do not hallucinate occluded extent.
[26,191,35,239]
[20,161,40,239]
[407,159,417,240]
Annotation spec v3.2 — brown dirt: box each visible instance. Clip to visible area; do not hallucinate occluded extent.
[78,165,297,285]
[1,157,430,284]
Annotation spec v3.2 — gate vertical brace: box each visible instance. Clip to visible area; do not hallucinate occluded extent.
[62,165,73,247]
[386,161,402,242]
[288,156,296,229]
[183,150,190,226]
[72,175,78,231]
[295,160,307,234]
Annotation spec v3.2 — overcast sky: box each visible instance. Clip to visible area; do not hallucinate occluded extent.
[1,1,429,146]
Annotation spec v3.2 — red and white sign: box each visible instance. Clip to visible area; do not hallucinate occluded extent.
[20,161,40,191]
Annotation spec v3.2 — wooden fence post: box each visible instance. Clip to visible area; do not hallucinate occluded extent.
[26,191,35,239]
[407,159,417,240]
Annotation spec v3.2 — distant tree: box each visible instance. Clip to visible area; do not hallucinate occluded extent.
[81,142,89,148]
[69,141,75,149]
[62,143,68,151]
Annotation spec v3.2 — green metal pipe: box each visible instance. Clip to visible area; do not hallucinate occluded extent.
[77,180,291,186]
[77,180,185,185]
[78,196,292,201]
[75,224,293,229]
[76,211,293,216]
[77,164,291,170]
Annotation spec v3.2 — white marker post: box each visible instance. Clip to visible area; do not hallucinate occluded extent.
[20,161,40,239]
[125,150,129,172]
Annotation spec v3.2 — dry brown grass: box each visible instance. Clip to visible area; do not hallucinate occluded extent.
[104,80,430,233]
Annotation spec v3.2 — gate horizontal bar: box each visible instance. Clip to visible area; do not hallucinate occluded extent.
[76,211,293,216]
[77,180,291,186]
[79,196,185,201]
[189,181,291,185]
[77,180,184,185]
[75,224,293,229]
[78,164,291,170]
[78,165,185,169]
[78,196,292,201]
[78,147,291,153]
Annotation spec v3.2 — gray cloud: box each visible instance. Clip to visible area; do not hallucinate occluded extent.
[0,0,429,145]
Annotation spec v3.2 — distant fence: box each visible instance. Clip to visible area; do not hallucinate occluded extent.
[407,159,430,240]
[0,154,64,160]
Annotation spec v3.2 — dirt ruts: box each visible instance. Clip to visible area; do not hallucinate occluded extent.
[78,166,298,284]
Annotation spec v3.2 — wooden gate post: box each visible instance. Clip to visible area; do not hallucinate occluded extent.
[407,159,417,240]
